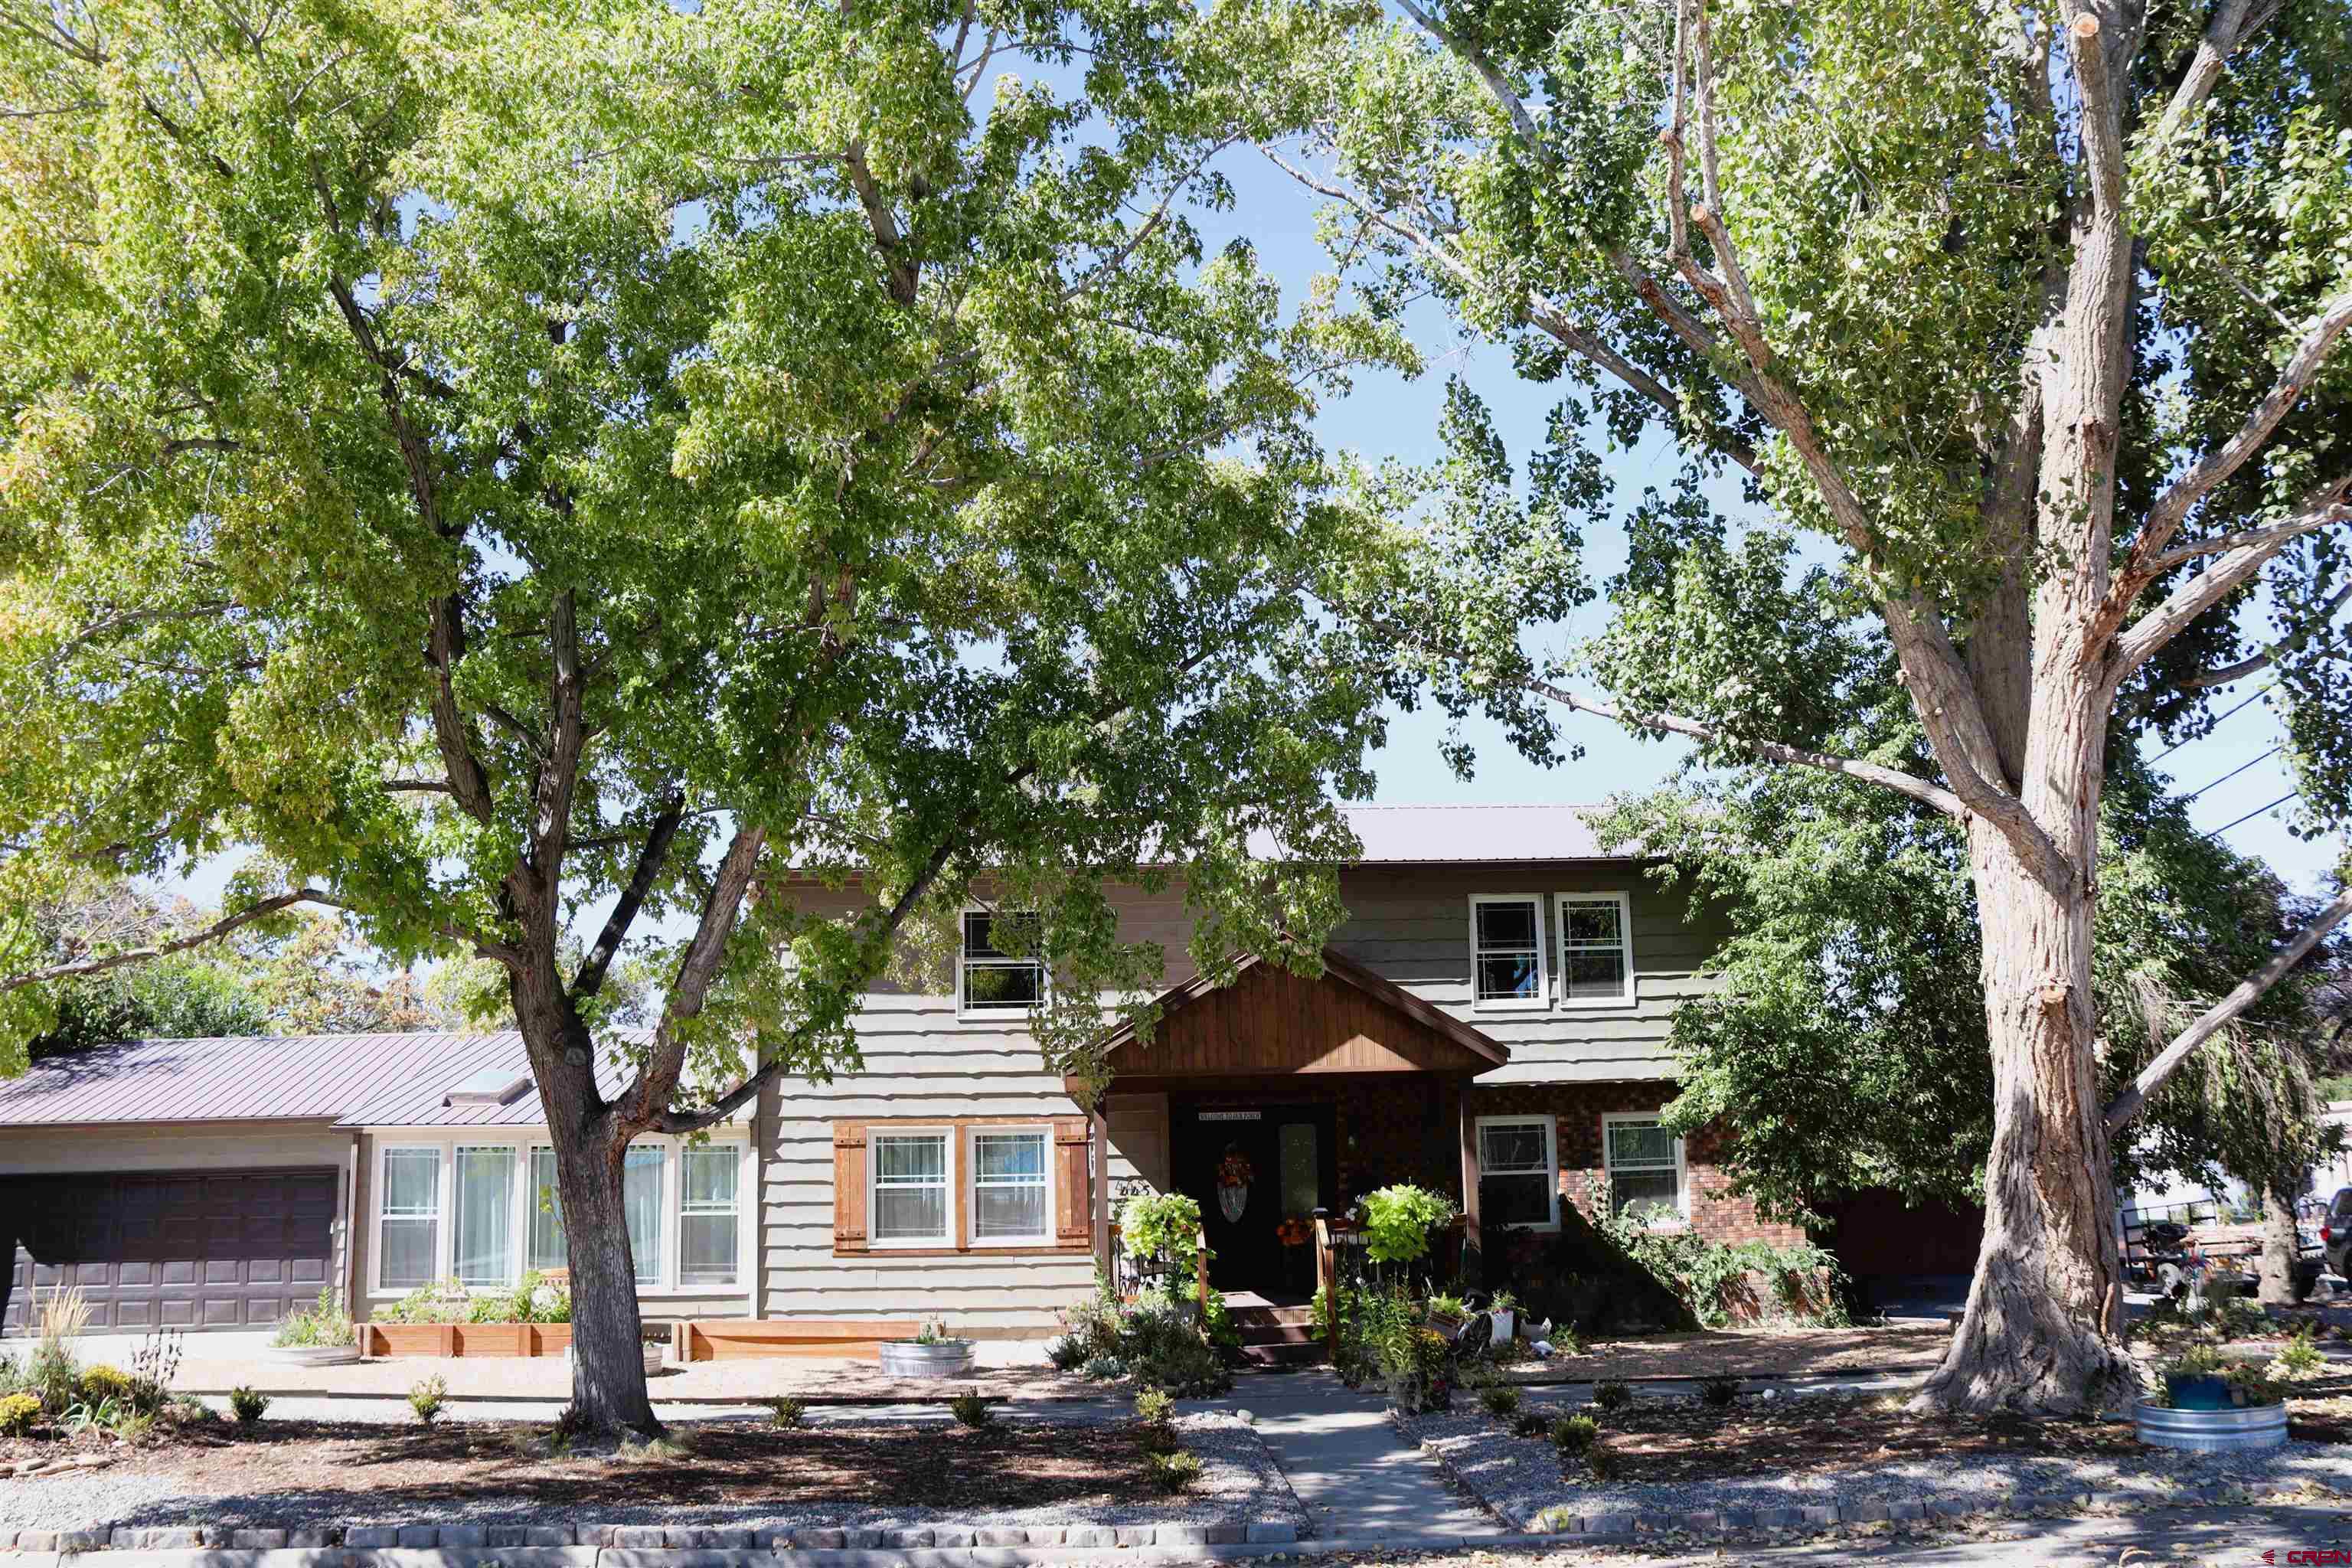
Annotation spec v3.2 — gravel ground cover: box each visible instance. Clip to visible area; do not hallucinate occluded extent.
[1494,1327,1951,1384]
[1400,1391,2352,1530]
[0,1408,1304,1537]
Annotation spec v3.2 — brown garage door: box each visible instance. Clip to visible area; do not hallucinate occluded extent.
[4,1168,337,1334]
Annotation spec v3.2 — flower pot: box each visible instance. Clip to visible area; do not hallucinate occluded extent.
[266,1342,361,1367]
[878,1340,976,1378]
[2135,1399,2286,1452]
[1489,1309,1515,1343]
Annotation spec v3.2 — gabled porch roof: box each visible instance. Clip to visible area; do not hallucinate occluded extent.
[1070,946,1508,1093]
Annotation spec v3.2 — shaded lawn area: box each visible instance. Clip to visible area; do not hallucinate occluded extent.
[2,1419,1155,1510]
[1547,1386,2352,1484]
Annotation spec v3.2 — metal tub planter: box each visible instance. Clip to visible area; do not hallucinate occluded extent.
[878,1339,976,1377]
[2135,1400,2288,1452]
[266,1342,361,1367]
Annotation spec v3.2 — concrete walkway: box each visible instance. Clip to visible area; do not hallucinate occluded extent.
[1213,1374,1502,1541]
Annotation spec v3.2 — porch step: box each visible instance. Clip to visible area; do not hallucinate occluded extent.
[1237,1339,1325,1367]
[1229,1302,1324,1366]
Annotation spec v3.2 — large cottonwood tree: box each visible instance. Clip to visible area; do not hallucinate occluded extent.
[1254,0,2352,1410]
[0,0,1422,1431]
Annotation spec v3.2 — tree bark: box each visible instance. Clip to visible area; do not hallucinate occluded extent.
[2258,1177,2301,1306]
[1915,819,2136,1413]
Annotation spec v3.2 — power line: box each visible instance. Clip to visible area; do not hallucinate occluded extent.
[2208,791,2298,838]
[2150,682,2278,766]
[2181,744,2282,803]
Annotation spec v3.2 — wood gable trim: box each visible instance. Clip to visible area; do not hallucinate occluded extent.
[1080,946,1509,1088]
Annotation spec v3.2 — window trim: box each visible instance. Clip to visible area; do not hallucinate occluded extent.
[867,1125,956,1250]
[1475,1113,1560,1232]
[1467,894,1552,1012]
[834,1116,1091,1259]
[678,1144,744,1289]
[1555,890,1638,1009]
[449,1142,523,1289]
[367,1130,749,1299]
[956,907,1049,1021]
[965,1123,1054,1249]
[1601,1112,1689,1229]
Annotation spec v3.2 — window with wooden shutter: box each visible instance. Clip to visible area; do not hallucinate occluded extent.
[831,1116,1093,1257]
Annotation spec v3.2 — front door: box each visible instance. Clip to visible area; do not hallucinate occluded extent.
[1172,1104,1332,1296]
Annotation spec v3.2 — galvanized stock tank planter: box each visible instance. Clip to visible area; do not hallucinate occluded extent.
[2134,1400,2288,1452]
[878,1338,976,1377]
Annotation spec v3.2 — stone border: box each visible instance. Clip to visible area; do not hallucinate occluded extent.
[1393,1406,2286,1543]
[0,1523,1302,1554]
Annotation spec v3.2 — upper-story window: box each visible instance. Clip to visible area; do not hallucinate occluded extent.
[1557,892,1633,1004]
[960,910,1046,1013]
[1468,896,1550,1009]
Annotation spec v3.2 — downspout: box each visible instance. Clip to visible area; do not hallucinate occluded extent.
[342,1130,361,1317]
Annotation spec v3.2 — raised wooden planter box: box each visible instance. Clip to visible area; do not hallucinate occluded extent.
[359,1322,575,1357]
[678,1319,918,1363]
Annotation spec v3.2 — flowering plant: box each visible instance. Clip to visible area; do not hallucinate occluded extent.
[1217,1151,1256,1188]
[1276,1216,1313,1248]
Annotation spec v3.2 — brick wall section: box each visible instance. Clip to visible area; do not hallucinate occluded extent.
[1468,1082,1805,1247]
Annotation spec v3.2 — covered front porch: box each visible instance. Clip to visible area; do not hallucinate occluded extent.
[1071,948,1511,1300]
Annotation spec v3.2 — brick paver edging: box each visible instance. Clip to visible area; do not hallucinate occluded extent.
[1396,1410,2291,1544]
[0,1523,1302,1554]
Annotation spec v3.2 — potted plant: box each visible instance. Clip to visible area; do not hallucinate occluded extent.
[1424,1292,1471,1330]
[266,1289,361,1367]
[2136,1345,2287,1452]
[1487,1289,1519,1344]
[878,1317,975,1378]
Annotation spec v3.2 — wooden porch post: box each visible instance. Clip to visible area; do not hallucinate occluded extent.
[1090,1106,1112,1277]
[1455,1076,1481,1268]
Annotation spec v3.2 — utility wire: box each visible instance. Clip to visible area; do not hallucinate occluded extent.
[2182,744,2282,803]
[2208,791,2299,838]
[2150,681,2278,766]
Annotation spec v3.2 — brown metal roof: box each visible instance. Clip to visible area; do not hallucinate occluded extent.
[0,1030,744,1129]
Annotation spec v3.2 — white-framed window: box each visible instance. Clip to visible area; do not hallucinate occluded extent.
[959,910,1046,1014]
[870,1128,953,1246]
[378,1147,441,1291]
[452,1145,518,1286]
[1602,1114,1687,1227]
[370,1132,747,1295]
[1476,1115,1560,1230]
[1468,895,1550,1009]
[1557,891,1635,1004]
[969,1126,1052,1246]
[679,1145,740,1285]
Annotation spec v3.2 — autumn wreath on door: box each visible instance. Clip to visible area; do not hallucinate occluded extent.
[1216,1145,1256,1223]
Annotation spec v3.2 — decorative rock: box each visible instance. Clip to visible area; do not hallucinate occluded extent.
[55,1529,107,1552]
[15,1532,59,1553]
[289,1528,334,1549]
[887,1528,933,1550]
[1720,1510,1756,1530]
[1114,1527,1155,1547]
[975,1527,1027,1547]
[929,1527,974,1549]
[1685,1512,1723,1533]
[346,1527,400,1548]
[1022,1527,1065,1546]
[1156,1525,1210,1547]
[611,1527,667,1549]
[1633,1511,1672,1533]
[1886,1501,1927,1522]
[397,1526,440,1548]
[1929,1500,1974,1521]
[1801,1505,1838,1526]
[233,1529,289,1549]
[842,1528,884,1548]
[1755,1508,1802,1529]
[662,1528,702,1548]
[437,1524,486,1548]
[1065,1526,1116,1547]
[1243,1523,1298,1544]
[794,1529,847,1550]
[1205,1524,1247,1544]
[1850,1501,1892,1523]
[753,1529,793,1550]
[704,1529,755,1549]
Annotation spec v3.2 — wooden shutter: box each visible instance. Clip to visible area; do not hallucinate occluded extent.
[833,1122,868,1253]
[1054,1118,1092,1246]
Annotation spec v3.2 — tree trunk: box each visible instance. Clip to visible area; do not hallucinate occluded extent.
[2257,1177,2301,1306]
[1915,824,2136,1413]
[547,1112,661,1435]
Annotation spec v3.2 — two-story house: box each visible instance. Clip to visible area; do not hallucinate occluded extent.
[2,803,1802,1341]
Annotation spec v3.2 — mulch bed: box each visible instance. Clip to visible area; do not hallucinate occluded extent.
[1503,1326,1952,1383]
[2,1419,1156,1511]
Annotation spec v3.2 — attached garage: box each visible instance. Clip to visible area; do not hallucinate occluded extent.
[5,1167,339,1334]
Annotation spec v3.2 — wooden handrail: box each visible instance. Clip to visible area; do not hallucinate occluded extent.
[1312,1207,1337,1363]
[1195,1223,1210,1315]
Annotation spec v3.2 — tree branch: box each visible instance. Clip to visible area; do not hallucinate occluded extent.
[619,823,769,1129]
[2112,475,2352,678]
[571,796,687,1001]
[1,888,328,992]
[2105,886,2352,1132]
[2171,580,2352,689]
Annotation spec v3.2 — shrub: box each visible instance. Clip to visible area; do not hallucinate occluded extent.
[1585,1441,1619,1481]
[228,1386,270,1428]
[1552,1414,1598,1455]
[1045,1335,1088,1372]
[1200,1291,1243,1361]
[2275,1325,2325,1379]
[1119,1300,1231,1396]
[1118,1192,1205,1282]
[1379,1325,1455,1414]
[409,1374,447,1427]
[1331,1282,1420,1390]
[1512,1410,1552,1439]
[1358,1185,1458,1266]
[1082,1355,1129,1381]
[768,1397,806,1429]
[948,1393,993,1429]
[1144,1449,1203,1494]
[1135,1388,1175,1428]
[1698,1374,1741,1408]
[26,1287,87,1414]
[126,1331,183,1416]
[1479,1384,1523,1418]
[1592,1378,1633,1411]
[272,1288,356,1349]
[0,1392,40,1436]
[79,1364,136,1405]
